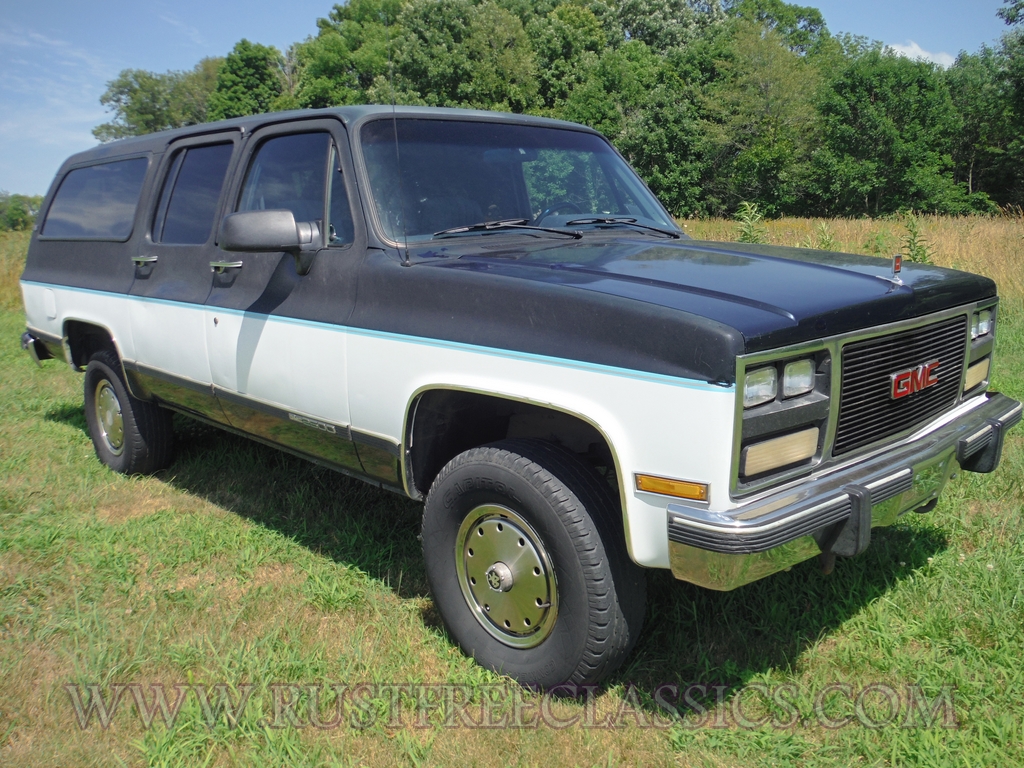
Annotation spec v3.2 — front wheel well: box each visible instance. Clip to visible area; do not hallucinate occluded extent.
[407,389,619,501]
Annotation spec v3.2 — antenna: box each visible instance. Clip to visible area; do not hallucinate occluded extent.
[385,8,411,267]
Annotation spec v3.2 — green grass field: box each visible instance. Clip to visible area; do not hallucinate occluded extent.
[1,223,1022,767]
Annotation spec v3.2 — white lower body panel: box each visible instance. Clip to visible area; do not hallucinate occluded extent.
[21,280,739,569]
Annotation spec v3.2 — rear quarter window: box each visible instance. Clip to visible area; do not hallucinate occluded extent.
[41,157,149,240]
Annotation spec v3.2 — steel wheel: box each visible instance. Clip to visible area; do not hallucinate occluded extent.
[94,379,125,456]
[422,439,646,687]
[455,504,558,648]
[83,349,174,475]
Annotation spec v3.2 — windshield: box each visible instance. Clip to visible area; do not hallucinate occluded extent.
[360,118,677,242]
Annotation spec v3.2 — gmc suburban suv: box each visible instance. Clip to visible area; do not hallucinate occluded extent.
[20,106,1022,687]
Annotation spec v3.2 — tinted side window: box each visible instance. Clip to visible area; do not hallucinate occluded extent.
[238,133,329,224]
[42,157,148,239]
[154,143,233,244]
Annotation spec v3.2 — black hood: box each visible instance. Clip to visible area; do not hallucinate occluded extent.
[413,236,996,352]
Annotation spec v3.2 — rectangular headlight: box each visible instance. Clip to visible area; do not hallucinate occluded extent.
[741,427,819,477]
[744,367,777,408]
[783,359,815,398]
[965,357,990,392]
[978,310,993,337]
[971,310,994,340]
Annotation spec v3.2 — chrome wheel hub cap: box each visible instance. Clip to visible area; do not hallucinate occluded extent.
[94,380,124,456]
[455,504,558,648]
[485,562,513,592]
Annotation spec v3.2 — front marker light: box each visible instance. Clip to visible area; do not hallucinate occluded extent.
[783,359,815,398]
[744,367,777,408]
[635,474,709,501]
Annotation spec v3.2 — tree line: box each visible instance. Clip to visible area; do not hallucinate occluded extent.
[0,193,44,232]
[82,0,1024,219]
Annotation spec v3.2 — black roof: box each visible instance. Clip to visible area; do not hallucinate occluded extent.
[60,105,598,170]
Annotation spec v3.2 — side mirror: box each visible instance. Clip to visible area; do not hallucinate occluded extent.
[218,209,320,275]
[219,209,301,252]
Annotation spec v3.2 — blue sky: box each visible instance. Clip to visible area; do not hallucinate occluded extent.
[0,0,1015,195]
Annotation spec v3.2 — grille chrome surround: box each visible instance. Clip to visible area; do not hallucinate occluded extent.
[731,302,993,501]
[833,316,968,455]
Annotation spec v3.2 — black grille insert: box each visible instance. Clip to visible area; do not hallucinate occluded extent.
[834,316,967,455]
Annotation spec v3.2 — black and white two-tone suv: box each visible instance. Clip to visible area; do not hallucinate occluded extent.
[20,106,1022,687]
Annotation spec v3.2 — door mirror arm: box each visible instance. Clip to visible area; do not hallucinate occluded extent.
[293,220,322,276]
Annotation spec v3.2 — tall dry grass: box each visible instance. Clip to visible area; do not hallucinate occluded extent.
[0,216,1021,308]
[0,231,30,311]
[683,214,1024,298]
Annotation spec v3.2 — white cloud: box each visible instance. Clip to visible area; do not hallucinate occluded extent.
[887,40,956,68]
[157,14,206,47]
[0,20,113,193]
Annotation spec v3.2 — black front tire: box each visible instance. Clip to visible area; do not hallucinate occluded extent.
[421,439,646,688]
[83,349,174,475]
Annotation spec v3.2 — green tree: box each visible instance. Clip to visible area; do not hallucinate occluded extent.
[334,0,541,111]
[702,23,821,214]
[810,49,977,215]
[0,193,44,231]
[94,70,174,141]
[273,45,302,111]
[295,0,404,108]
[946,45,1013,203]
[725,0,829,54]
[207,40,285,120]
[562,40,710,216]
[174,57,223,124]
[999,0,1024,25]
[93,58,222,141]
[390,0,480,107]
[617,0,725,52]
[86,0,1024,217]
[461,3,539,111]
[997,31,1024,204]
[528,4,606,109]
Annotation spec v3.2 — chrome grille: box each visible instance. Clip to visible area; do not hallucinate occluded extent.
[833,316,968,455]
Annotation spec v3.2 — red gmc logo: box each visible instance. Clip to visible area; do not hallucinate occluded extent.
[890,360,940,399]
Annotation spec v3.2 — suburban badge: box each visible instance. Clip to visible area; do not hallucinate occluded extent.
[890,360,940,399]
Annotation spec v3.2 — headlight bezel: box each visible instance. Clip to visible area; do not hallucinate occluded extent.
[737,352,831,482]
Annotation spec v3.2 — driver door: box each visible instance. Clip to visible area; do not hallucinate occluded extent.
[204,119,363,472]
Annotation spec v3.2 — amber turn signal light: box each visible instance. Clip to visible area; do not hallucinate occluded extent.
[635,474,709,501]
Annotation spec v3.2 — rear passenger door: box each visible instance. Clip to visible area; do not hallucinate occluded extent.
[127,132,240,420]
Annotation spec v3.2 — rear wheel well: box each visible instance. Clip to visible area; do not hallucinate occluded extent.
[64,321,118,370]
[407,390,619,500]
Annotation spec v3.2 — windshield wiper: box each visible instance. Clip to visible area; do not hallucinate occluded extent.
[565,217,682,239]
[434,218,582,239]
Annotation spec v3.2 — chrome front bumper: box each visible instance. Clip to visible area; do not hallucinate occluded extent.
[668,392,1022,591]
